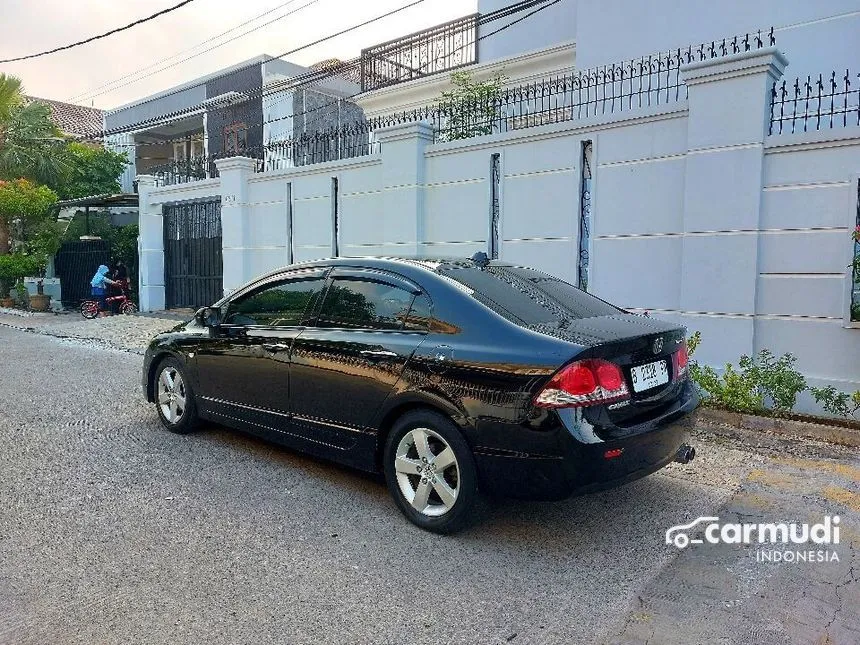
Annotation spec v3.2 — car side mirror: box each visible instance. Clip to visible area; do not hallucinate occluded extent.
[195,306,222,327]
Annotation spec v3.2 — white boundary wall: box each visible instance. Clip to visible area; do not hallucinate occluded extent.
[138,47,860,413]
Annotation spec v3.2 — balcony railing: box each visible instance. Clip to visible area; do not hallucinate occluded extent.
[360,14,479,92]
[151,157,216,187]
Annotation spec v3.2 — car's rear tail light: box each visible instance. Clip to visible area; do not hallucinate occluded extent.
[673,344,689,379]
[533,359,630,408]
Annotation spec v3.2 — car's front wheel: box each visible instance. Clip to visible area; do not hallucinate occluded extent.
[383,409,479,534]
[154,358,199,434]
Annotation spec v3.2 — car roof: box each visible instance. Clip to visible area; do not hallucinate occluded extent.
[256,256,514,280]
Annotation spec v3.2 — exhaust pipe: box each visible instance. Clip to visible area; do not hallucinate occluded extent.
[674,444,696,464]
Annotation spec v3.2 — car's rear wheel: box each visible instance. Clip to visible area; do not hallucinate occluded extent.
[383,409,479,534]
[154,358,199,434]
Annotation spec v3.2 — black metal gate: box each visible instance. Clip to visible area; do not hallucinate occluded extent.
[55,239,111,307]
[163,199,223,309]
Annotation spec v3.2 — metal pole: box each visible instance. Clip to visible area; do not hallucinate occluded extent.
[85,206,90,235]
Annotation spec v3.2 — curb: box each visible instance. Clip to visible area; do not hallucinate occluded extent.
[695,408,860,448]
[0,320,146,355]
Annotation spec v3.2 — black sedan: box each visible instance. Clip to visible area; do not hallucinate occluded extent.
[143,255,698,533]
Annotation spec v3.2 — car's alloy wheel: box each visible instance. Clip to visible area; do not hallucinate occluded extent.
[394,427,460,517]
[154,358,199,434]
[158,366,187,424]
[384,409,479,534]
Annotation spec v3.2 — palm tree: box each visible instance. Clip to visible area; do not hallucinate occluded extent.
[0,74,66,255]
[0,100,66,184]
[0,74,65,185]
[0,73,23,123]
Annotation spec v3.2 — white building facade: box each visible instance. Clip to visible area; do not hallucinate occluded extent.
[135,0,860,414]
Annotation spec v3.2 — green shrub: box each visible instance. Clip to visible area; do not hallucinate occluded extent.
[739,350,806,415]
[685,332,805,416]
[810,386,860,419]
[0,252,43,295]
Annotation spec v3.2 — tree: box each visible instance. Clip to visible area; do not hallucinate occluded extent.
[0,178,58,255]
[0,74,22,124]
[436,71,506,142]
[0,75,66,186]
[54,142,128,201]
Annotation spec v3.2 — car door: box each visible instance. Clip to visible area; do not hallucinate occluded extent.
[289,268,429,462]
[195,269,327,434]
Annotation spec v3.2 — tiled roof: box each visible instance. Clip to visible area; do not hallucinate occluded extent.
[308,58,361,86]
[24,96,104,137]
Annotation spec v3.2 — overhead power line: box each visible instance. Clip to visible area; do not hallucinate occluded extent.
[90,0,429,138]
[67,0,310,103]
[102,0,566,149]
[0,0,199,64]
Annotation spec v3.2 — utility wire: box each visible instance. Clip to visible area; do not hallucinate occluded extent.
[70,0,320,105]
[90,0,561,142]
[89,0,428,138]
[0,0,199,64]
[97,0,562,146]
[102,0,565,149]
[67,0,309,103]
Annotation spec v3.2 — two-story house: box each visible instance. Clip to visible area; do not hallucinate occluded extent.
[104,55,363,190]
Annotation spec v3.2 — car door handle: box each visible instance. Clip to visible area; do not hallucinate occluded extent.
[262,343,290,353]
[359,349,399,362]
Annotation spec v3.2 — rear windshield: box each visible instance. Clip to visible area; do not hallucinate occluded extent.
[439,266,621,325]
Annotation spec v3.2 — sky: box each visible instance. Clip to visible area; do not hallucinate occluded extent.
[0,0,477,110]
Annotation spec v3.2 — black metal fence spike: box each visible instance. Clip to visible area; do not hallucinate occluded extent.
[755,29,763,48]
[768,27,775,46]
[743,33,750,51]
[720,39,727,56]
[769,68,857,136]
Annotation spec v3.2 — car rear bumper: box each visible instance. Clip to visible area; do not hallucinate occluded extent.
[471,386,698,501]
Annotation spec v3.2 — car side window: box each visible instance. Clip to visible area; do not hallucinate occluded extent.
[224,277,325,327]
[316,277,415,331]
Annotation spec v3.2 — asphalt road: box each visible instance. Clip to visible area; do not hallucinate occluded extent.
[0,323,858,644]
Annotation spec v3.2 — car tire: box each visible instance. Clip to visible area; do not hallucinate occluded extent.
[153,357,200,434]
[383,409,479,534]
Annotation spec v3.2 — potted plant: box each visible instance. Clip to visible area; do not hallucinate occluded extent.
[0,254,39,309]
[29,278,51,311]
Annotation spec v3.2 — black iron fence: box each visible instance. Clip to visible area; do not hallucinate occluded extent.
[54,239,111,307]
[770,70,860,135]
[360,14,479,92]
[244,121,380,172]
[181,27,777,175]
[152,157,218,186]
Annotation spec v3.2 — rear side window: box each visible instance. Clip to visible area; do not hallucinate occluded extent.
[225,277,324,326]
[439,266,620,325]
[317,278,416,330]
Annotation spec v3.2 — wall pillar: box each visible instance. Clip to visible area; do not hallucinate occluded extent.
[136,174,164,312]
[375,121,434,256]
[678,47,788,363]
[215,156,257,296]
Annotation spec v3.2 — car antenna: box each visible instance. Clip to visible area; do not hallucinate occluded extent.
[471,251,490,269]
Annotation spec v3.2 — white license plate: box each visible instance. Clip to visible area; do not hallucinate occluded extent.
[630,360,669,393]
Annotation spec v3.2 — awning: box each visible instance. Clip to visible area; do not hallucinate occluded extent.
[55,193,139,220]
[55,193,139,210]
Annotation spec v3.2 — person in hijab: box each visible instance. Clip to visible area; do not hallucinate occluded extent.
[90,265,118,317]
